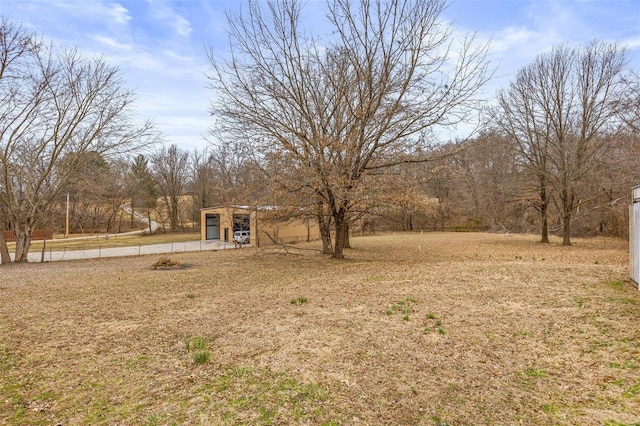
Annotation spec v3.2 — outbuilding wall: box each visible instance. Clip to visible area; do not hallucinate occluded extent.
[630,186,640,289]
[200,206,319,247]
[200,206,256,244]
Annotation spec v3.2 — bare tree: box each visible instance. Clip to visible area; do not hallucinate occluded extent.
[207,0,491,258]
[128,154,158,232]
[494,61,555,243]
[495,42,627,245]
[445,131,526,232]
[0,19,158,262]
[102,159,130,233]
[569,132,635,237]
[151,144,190,231]
[619,70,640,134]
[190,148,216,226]
[207,139,265,205]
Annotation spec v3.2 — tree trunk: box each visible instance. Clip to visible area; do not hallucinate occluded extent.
[170,196,179,231]
[131,199,135,228]
[147,210,153,234]
[117,208,124,233]
[106,201,119,233]
[332,207,347,259]
[540,206,549,243]
[406,213,413,231]
[316,199,332,254]
[0,223,11,265]
[344,224,351,249]
[92,205,99,233]
[14,224,33,263]
[539,180,549,243]
[561,187,574,246]
[562,212,572,246]
[40,239,46,263]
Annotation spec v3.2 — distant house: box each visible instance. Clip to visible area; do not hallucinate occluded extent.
[199,205,319,246]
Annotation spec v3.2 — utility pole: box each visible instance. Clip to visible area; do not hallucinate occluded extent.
[65,192,69,238]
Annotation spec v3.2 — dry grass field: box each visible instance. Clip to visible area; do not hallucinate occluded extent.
[0,232,638,425]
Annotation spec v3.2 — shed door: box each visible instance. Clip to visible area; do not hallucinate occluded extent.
[205,214,220,240]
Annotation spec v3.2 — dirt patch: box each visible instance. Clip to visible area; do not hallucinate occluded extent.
[0,232,638,425]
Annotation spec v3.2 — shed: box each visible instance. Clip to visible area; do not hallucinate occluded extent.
[200,205,319,247]
[630,186,640,289]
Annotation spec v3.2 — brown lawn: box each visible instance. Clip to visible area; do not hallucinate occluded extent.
[0,232,638,425]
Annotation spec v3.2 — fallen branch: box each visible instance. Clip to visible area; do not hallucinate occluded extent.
[256,231,323,256]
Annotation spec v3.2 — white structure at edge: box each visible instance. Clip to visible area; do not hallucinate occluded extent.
[630,185,640,290]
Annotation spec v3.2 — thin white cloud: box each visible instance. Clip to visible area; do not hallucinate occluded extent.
[92,34,132,52]
[45,0,133,28]
[173,15,192,38]
[4,0,639,150]
[107,2,132,25]
[622,36,640,50]
[147,0,193,38]
[490,26,537,53]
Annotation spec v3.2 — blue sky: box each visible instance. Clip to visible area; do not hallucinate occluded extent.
[1,0,639,151]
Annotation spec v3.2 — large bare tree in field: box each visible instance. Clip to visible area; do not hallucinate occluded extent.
[495,61,555,243]
[495,42,627,245]
[207,0,491,258]
[0,20,158,263]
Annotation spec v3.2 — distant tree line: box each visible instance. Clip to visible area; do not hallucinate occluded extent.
[205,0,640,256]
[3,0,640,263]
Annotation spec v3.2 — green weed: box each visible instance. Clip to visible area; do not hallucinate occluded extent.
[424,313,446,335]
[608,359,639,370]
[386,297,416,321]
[606,280,627,291]
[291,296,309,305]
[431,416,452,426]
[623,380,640,398]
[193,350,211,365]
[186,335,211,365]
[206,366,334,423]
[125,355,149,369]
[524,367,547,378]
[186,335,207,351]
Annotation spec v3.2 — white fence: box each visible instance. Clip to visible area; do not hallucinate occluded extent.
[630,186,640,290]
[9,240,235,263]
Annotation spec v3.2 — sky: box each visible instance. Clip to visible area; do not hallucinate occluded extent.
[1,0,639,151]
